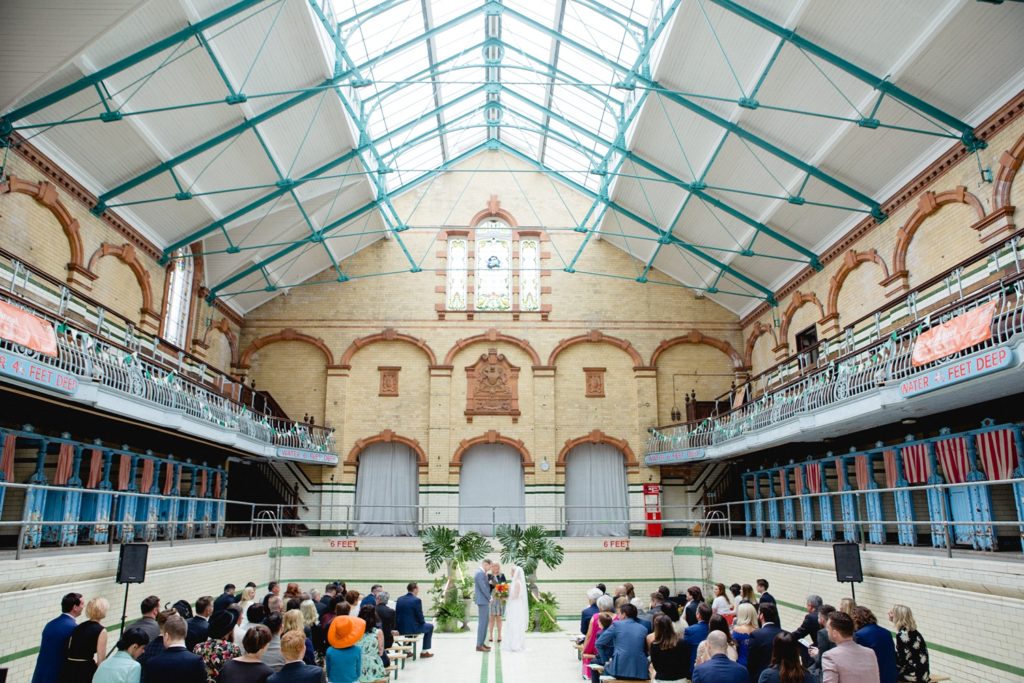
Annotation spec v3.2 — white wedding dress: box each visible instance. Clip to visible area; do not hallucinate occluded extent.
[503,565,528,652]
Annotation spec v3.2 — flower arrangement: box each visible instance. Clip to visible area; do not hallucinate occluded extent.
[494,582,510,602]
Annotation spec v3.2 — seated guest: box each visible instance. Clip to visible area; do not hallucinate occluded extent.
[747,602,784,683]
[194,609,242,682]
[283,584,302,602]
[139,609,181,666]
[732,602,758,667]
[267,631,322,683]
[143,614,207,683]
[357,604,387,683]
[791,595,823,644]
[692,631,747,683]
[237,588,258,627]
[594,604,649,681]
[137,596,163,642]
[581,595,614,678]
[838,597,856,618]
[740,584,758,606]
[65,596,109,683]
[888,604,930,682]
[756,580,775,606]
[711,583,735,617]
[808,605,836,678]
[360,586,382,609]
[93,627,150,683]
[581,588,602,635]
[659,600,685,637]
[588,613,615,683]
[684,602,712,673]
[325,611,366,683]
[695,614,737,666]
[730,584,743,604]
[214,585,238,614]
[394,582,434,658]
[683,586,704,626]
[266,597,284,616]
[345,591,361,609]
[299,600,319,639]
[32,591,83,683]
[282,610,315,665]
[853,606,897,683]
[220,624,274,683]
[236,605,263,648]
[657,586,671,601]
[648,591,666,618]
[823,612,878,683]
[757,632,815,683]
[260,613,286,672]
[262,583,280,610]
[187,596,214,652]
[646,614,690,682]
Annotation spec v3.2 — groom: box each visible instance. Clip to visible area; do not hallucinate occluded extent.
[473,559,493,652]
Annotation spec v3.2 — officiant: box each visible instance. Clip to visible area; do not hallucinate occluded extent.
[488,562,508,644]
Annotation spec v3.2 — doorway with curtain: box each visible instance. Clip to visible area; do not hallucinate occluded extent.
[564,442,629,536]
[458,444,525,535]
[354,441,419,536]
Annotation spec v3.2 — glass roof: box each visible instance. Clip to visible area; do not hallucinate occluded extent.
[323,0,666,191]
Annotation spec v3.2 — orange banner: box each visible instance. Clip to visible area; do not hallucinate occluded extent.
[911,300,997,366]
[0,301,58,357]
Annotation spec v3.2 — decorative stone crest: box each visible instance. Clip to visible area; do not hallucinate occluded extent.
[584,367,606,398]
[465,348,520,422]
[378,366,400,396]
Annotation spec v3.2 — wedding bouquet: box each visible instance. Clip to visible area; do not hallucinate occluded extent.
[494,582,510,602]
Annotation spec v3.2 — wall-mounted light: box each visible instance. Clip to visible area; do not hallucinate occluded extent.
[540,457,550,472]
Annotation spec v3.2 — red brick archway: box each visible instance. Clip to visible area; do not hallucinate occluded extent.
[346,429,428,472]
[548,330,643,367]
[340,328,438,366]
[238,328,334,368]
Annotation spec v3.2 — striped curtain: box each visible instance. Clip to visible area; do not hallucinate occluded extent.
[1,434,16,482]
[975,430,1019,481]
[199,470,208,497]
[835,461,847,489]
[935,437,970,484]
[855,456,871,489]
[778,469,787,493]
[213,472,222,499]
[117,455,132,491]
[139,459,154,493]
[901,444,931,484]
[163,463,175,495]
[795,466,804,495]
[882,450,898,488]
[53,443,74,486]
[87,449,103,489]
[806,462,822,494]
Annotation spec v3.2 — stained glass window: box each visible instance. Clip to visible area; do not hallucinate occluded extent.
[446,238,468,310]
[162,247,194,348]
[475,220,512,311]
[519,238,541,311]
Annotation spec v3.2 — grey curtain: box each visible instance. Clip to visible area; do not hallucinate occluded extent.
[565,443,629,536]
[459,444,525,535]
[354,441,418,536]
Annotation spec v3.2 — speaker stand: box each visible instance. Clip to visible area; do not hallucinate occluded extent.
[117,582,131,638]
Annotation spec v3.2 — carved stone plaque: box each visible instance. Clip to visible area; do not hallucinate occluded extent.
[465,348,520,422]
[583,367,606,398]
[378,366,400,397]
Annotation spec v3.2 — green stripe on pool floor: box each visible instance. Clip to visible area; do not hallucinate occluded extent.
[479,647,489,683]
[495,642,503,683]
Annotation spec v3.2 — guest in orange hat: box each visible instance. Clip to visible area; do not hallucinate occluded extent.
[325,603,364,683]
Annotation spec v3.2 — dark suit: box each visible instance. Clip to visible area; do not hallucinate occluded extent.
[790,611,820,643]
[580,604,598,635]
[595,618,649,680]
[376,603,397,649]
[267,660,323,683]
[809,627,834,676]
[185,616,209,652]
[758,591,776,605]
[142,645,207,683]
[855,623,898,683]
[213,593,237,613]
[395,592,432,651]
[31,613,77,683]
[683,621,709,676]
[746,623,783,683]
[692,653,748,683]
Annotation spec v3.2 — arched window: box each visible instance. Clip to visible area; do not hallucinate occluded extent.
[162,248,193,347]
[445,218,542,312]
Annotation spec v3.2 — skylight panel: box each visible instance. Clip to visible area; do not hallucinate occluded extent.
[343,1,423,65]
[506,0,559,27]
[562,2,641,69]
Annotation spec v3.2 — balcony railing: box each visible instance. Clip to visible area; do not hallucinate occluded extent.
[648,238,1024,455]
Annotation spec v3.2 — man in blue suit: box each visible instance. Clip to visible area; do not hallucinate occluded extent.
[683,602,712,676]
[31,592,82,683]
[472,559,493,652]
[747,602,785,683]
[693,631,748,683]
[142,614,206,683]
[595,604,649,681]
[268,631,323,683]
[395,582,434,658]
[853,606,898,683]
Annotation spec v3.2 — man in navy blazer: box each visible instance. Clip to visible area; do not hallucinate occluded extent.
[142,614,206,683]
[791,594,823,644]
[683,602,712,676]
[395,582,434,657]
[853,607,898,683]
[268,631,323,683]
[756,579,775,607]
[31,592,82,683]
[595,604,649,681]
[693,631,748,683]
[747,602,784,683]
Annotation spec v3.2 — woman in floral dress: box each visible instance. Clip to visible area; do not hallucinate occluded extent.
[194,610,243,682]
[356,604,387,683]
[889,604,930,682]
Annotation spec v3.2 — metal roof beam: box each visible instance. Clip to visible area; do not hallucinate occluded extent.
[0,0,270,134]
[704,0,984,150]
[419,0,449,162]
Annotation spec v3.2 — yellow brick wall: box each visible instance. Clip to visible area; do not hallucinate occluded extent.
[743,113,1024,376]
[241,151,745,489]
[654,343,737,425]
[247,340,327,425]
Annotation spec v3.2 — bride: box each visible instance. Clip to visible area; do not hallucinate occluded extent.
[503,565,528,652]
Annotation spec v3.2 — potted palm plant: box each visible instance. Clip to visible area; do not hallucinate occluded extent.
[495,524,565,631]
[420,526,492,631]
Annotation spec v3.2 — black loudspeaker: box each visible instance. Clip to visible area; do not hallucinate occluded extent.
[833,542,863,583]
[116,543,149,584]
